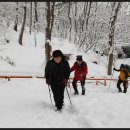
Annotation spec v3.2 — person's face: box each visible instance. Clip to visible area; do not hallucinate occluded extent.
[76,60,82,65]
[121,67,125,71]
[54,56,62,63]
[123,68,127,71]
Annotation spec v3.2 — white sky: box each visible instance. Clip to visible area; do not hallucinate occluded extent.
[0,25,130,128]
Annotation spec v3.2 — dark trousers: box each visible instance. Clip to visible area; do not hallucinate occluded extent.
[117,79,128,93]
[50,83,65,109]
[72,78,85,93]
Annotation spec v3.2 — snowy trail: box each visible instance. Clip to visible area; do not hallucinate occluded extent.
[0,78,130,128]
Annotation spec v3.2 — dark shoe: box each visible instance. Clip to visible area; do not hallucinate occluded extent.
[118,89,122,93]
[55,103,62,110]
[74,91,79,95]
[82,90,85,95]
[55,108,62,112]
[123,90,127,93]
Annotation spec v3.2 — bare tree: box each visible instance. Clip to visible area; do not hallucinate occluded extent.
[77,2,92,48]
[34,1,38,47]
[68,2,72,41]
[107,2,122,75]
[19,2,27,46]
[34,1,38,22]
[45,2,55,63]
[29,2,32,35]
[14,2,18,31]
[84,2,92,29]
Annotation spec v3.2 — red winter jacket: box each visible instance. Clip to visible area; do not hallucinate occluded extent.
[70,61,88,81]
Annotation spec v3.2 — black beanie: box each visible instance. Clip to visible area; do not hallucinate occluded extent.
[52,50,63,58]
[76,55,82,61]
[120,64,125,69]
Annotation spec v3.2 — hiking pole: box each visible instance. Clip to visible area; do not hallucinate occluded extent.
[47,84,53,104]
[65,84,72,105]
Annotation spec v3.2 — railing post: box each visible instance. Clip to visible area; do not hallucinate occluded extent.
[8,76,10,81]
[104,80,106,86]
[96,80,98,86]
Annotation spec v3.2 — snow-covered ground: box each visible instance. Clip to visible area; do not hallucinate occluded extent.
[0,26,130,128]
[0,77,130,128]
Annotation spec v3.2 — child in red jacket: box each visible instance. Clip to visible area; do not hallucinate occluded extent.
[70,55,88,95]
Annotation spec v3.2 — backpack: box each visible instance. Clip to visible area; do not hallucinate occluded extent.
[124,64,130,72]
[124,64,130,78]
[74,61,87,68]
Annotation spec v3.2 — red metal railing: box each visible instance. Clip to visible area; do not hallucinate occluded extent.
[0,75,44,81]
[1,75,130,86]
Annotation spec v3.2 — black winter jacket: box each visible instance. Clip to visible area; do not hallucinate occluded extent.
[45,58,70,85]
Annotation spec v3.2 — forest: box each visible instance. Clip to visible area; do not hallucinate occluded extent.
[0,2,130,75]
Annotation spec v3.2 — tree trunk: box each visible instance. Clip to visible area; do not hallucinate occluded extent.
[45,2,55,63]
[107,2,121,75]
[85,2,92,29]
[50,2,55,33]
[74,2,78,44]
[19,3,27,46]
[34,1,38,47]
[45,40,52,62]
[14,2,18,31]
[29,2,32,35]
[45,2,51,41]
[68,2,72,41]
[34,1,38,22]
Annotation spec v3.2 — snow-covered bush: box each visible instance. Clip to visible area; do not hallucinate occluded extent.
[0,55,16,66]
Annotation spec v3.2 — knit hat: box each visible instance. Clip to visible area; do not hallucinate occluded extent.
[76,55,82,61]
[52,50,63,58]
[120,64,125,69]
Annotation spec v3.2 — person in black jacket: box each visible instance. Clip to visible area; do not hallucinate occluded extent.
[45,50,70,111]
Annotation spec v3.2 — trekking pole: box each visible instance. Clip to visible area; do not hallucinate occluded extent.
[47,84,53,104]
[65,84,72,105]
[67,79,71,92]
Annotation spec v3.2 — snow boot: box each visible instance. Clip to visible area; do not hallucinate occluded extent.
[74,91,79,95]
[81,86,85,95]
[118,89,122,93]
[82,90,85,95]
[55,107,62,112]
[123,90,127,93]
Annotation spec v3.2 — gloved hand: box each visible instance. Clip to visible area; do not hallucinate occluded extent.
[46,79,50,85]
[62,79,68,86]
[80,74,86,80]
[83,75,86,80]
[113,67,116,70]
[80,74,83,77]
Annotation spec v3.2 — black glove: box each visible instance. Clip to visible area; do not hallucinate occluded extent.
[46,79,50,85]
[62,78,68,86]
[113,67,116,70]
